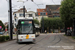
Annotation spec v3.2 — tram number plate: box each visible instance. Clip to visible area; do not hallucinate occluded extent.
[26,35,29,39]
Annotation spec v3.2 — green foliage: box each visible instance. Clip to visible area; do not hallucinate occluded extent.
[0,36,5,42]
[60,0,75,27]
[5,36,9,40]
[33,19,39,24]
[0,20,5,30]
[72,36,75,39]
[0,36,9,42]
[41,17,64,29]
[7,24,14,30]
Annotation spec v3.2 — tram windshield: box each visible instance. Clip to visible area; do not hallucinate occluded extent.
[19,21,33,33]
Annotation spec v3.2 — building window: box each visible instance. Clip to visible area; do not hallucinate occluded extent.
[53,15,57,17]
[43,13,46,15]
[15,24,16,27]
[53,12,55,14]
[57,12,59,14]
[53,15,60,17]
[19,14,24,17]
[14,14,16,17]
[57,16,60,17]
[40,13,42,15]
[40,13,46,16]
[29,14,32,17]
[15,19,16,21]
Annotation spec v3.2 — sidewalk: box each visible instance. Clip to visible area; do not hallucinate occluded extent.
[64,35,75,42]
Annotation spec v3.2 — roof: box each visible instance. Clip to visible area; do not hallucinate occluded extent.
[27,11,35,13]
[37,9,46,12]
[46,5,60,10]
[18,8,27,12]
[13,8,27,14]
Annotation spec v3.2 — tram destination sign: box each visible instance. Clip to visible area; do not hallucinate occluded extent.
[21,21,32,24]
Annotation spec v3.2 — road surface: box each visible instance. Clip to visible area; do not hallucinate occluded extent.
[0,33,75,50]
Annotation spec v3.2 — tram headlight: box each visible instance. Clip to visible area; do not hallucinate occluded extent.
[21,36,23,38]
[31,36,34,37]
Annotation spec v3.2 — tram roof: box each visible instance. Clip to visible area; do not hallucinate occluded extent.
[18,17,33,20]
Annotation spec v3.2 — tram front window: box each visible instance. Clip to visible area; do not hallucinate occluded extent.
[19,21,33,34]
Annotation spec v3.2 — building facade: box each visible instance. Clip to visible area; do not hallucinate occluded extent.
[37,9,48,22]
[13,8,38,28]
[46,5,60,18]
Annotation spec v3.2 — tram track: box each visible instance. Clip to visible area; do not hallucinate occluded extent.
[27,34,58,50]
[1,34,62,50]
[16,34,58,50]
[35,34,56,50]
[46,34,62,50]
[27,35,49,50]
[36,34,60,50]
[8,35,48,50]
[0,40,16,48]
[0,35,47,50]
[17,44,29,50]
[1,34,74,50]
[35,34,61,50]
[52,35,61,45]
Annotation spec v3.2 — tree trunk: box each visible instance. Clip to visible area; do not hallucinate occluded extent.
[65,23,67,35]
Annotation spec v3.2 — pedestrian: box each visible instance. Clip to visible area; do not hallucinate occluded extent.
[45,30,47,34]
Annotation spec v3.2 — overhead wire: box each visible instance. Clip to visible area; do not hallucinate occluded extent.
[52,0,56,5]
[12,0,28,8]
[32,2,40,9]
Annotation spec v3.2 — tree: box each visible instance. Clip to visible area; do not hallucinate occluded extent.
[60,0,75,35]
[33,19,39,25]
[0,20,5,31]
[41,17,64,32]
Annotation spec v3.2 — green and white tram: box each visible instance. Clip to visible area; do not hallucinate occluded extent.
[17,18,36,43]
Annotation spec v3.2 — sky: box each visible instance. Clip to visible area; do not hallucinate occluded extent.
[0,0,62,23]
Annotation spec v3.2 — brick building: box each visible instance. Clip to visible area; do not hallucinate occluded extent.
[46,5,60,17]
[37,9,48,22]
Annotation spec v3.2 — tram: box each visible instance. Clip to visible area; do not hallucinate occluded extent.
[16,17,40,43]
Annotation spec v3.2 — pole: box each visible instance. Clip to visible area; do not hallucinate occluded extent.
[9,0,13,40]
[23,6,25,17]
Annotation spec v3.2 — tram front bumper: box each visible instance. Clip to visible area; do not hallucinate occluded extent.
[18,38,35,42]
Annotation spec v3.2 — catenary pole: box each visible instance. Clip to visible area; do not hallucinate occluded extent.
[9,0,13,40]
[23,5,25,17]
